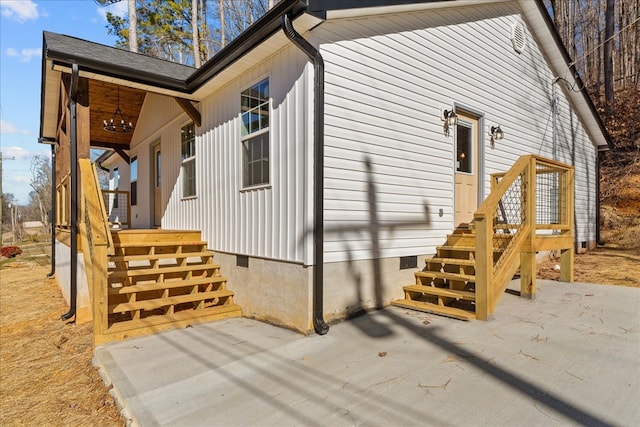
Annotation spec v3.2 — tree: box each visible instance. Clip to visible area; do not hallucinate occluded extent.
[544,0,639,151]
[96,0,138,52]
[29,155,52,227]
[103,0,278,66]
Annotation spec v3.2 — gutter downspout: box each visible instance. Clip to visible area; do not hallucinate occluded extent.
[61,63,79,321]
[282,13,329,335]
[47,143,56,278]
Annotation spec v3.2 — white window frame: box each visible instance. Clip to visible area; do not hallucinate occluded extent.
[181,122,196,199]
[241,77,270,189]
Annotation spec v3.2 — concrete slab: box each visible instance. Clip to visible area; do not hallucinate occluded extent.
[94,280,640,427]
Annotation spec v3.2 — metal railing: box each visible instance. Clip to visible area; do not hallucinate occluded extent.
[101,190,131,228]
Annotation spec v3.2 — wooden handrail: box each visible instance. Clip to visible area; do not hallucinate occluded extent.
[474,155,531,220]
[474,155,574,320]
[77,159,112,338]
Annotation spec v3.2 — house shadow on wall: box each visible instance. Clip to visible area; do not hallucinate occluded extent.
[310,155,435,338]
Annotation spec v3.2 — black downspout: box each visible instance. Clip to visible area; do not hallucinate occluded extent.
[61,63,79,321]
[282,13,329,335]
[596,151,605,246]
[47,143,56,278]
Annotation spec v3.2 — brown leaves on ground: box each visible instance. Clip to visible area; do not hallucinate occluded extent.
[0,262,124,426]
[537,248,640,287]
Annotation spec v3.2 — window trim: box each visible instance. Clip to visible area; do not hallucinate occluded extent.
[181,122,197,199]
[130,156,138,206]
[241,76,270,189]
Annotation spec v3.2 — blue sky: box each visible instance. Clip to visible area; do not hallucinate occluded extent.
[1,0,126,204]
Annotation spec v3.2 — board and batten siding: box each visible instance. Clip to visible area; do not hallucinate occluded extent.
[313,1,598,263]
[127,93,189,229]
[160,44,313,264]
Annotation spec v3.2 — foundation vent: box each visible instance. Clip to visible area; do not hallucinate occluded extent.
[510,22,527,54]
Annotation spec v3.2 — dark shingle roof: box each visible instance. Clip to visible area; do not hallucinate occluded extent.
[44,31,194,92]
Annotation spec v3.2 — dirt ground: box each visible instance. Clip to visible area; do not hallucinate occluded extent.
[0,261,124,426]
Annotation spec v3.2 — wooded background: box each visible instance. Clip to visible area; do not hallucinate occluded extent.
[3,0,638,228]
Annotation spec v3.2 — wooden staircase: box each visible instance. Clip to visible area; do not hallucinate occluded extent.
[103,230,242,340]
[392,225,512,320]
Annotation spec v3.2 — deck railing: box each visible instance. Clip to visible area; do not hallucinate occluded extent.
[474,155,574,320]
[55,172,71,229]
[101,190,131,228]
[77,159,114,341]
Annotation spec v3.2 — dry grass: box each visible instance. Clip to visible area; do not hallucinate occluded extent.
[0,261,123,426]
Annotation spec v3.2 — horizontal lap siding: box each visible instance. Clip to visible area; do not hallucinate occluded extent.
[315,2,598,263]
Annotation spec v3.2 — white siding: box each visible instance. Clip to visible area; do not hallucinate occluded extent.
[129,93,186,228]
[161,44,312,264]
[314,2,598,263]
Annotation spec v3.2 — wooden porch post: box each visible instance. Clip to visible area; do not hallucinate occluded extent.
[560,167,575,282]
[520,157,537,299]
[475,213,492,320]
[74,76,93,324]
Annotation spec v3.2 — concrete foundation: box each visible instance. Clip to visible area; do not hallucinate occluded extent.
[215,251,430,333]
[54,239,91,321]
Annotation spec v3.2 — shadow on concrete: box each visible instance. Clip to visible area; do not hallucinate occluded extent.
[152,324,448,426]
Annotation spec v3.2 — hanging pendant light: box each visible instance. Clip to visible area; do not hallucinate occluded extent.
[103,87,134,133]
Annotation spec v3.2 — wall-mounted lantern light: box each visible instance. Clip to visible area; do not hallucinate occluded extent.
[489,125,504,147]
[442,109,458,137]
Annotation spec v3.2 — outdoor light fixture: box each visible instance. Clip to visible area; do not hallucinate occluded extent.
[103,87,134,133]
[442,109,458,136]
[490,125,504,147]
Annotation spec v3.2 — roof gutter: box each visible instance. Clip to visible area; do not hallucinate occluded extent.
[282,13,329,335]
[61,63,79,322]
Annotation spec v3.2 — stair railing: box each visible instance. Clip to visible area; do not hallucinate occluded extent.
[78,159,114,344]
[474,155,574,320]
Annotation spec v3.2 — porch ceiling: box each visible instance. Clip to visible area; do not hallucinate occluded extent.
[89,80,146,150]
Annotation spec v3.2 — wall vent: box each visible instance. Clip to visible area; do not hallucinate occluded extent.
[400,256,418,270]
[510,22,527,54]
[237,255,249,268]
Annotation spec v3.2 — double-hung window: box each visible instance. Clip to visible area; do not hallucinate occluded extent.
[130,157,137,205]
[181,122,196,198]
[241,78,269,188]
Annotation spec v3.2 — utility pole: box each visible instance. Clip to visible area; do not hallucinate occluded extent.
[0,153,16,242]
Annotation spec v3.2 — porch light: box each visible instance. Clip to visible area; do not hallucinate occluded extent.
[490,125,504,147]
[103,87,134,133]
[442,109,458,136]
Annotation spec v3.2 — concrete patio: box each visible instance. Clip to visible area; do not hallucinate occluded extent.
[94,279,640,426]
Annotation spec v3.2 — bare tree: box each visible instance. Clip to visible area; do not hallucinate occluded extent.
[192,0,201,67]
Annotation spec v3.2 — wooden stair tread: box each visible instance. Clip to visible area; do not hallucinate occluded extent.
[109,289,235,313]
[403,284,475,301]
[113,241,207,248]
[426,257,475,266]
[437,245,504,252]
[108,276,227,295]
[108,264,219,278]
[415,270,475,282]
[105,304,243,335]
[391,299,474,321]
[109,251,213,263]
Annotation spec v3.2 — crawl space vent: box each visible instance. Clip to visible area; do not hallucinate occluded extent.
[510,22,527,54]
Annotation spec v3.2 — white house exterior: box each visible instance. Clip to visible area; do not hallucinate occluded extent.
[41,0,610,334]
